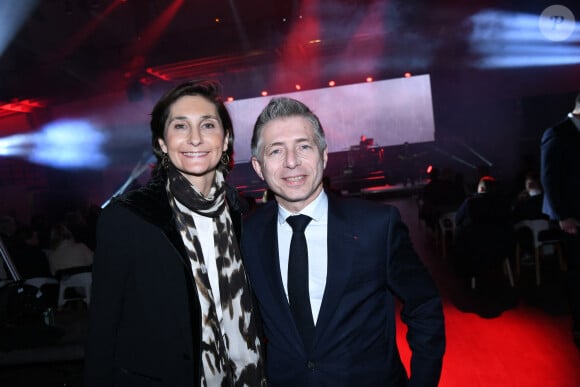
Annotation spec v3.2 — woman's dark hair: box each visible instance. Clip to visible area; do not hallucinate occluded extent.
[150,79,234,175]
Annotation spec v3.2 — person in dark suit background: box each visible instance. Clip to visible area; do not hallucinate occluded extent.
[84,80,266,386]
[453,176,513,281]
[541,92,580,348]
[241,97,445,386]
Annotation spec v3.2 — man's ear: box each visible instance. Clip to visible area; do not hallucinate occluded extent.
[251,157,264,180]
[322,147,329,169]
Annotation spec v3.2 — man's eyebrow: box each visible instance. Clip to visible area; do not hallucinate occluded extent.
[265,138,310,148]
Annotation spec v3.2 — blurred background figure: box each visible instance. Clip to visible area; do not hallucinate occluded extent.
[10,225,52,279]
[454,176,513,285]
[47,223,93,277]
[541,92,580,348]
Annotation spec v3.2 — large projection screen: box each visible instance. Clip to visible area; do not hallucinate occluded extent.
[228,74,435,162]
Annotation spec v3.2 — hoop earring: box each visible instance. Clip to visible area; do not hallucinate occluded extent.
[221,152,230,167]
[162,153,169,169]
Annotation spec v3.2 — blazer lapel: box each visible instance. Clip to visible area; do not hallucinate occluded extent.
[259,209,287,305]
[313,197,357,345]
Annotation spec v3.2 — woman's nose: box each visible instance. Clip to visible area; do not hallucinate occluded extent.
[188,128,202,145]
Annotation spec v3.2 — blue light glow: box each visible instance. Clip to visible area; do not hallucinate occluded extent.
[0,119,109,169]
[469,10,580,68]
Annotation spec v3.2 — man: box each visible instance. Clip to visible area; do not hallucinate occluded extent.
[453,176,513,284]
[541,92,580,347]
[241,97,445,386]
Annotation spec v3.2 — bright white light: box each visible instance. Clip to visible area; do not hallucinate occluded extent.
[0,134,32,156]
[0,119,110,169]
[469,9,580,69]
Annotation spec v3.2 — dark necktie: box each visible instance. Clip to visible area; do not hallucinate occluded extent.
[286,214,315,350]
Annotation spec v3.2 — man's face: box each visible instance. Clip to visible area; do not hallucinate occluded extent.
[252,116,328,213]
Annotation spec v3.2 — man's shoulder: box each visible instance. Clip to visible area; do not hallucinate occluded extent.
[543,118,577,141]
[328,194,398,218]
[244,200,277,226]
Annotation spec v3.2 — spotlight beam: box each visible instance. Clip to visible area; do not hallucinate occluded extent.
[430,145,477,169]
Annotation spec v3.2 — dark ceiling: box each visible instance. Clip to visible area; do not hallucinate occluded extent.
[0,0,300,103]
[0,0,577,111]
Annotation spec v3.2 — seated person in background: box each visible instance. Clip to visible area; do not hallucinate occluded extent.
[47,223,93,277]
[454,176,514,279]
[10,225,52,279]
[512,172,555,262]
[419,167,465,230]
[512,171,546,222]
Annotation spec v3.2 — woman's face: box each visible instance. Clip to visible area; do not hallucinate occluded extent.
[158,95,228,194]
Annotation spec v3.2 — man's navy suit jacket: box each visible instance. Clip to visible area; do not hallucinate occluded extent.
[541,117,580,221]
[241,193,445,387]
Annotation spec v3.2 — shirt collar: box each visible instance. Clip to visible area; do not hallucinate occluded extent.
[278,190,328,225]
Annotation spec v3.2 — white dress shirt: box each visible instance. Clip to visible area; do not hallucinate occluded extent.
[191,212,223,323]
[277,190,328,324]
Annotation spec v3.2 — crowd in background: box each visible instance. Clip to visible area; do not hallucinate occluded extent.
[0,204,99,301]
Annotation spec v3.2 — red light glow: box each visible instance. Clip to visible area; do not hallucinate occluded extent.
[261,91,268,96]
[404,72,412,78]
[328,81,336,87]
[366,77,373,82]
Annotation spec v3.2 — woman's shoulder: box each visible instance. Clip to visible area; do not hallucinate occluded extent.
[103,176,172,226]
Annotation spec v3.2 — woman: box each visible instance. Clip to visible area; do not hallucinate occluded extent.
[85,80,266,386]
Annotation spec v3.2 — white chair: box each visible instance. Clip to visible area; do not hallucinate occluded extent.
[58,272,92,308]
[24,276,59,288]
[514,219,566,285]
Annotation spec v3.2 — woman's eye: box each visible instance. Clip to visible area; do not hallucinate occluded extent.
[174,123,186,130]
[201,121,216,129]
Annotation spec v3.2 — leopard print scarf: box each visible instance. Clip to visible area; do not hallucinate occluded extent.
[165,164,266,387]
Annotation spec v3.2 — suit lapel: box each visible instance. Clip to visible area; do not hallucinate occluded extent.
[313,196,357,345]
[259,208,288,306]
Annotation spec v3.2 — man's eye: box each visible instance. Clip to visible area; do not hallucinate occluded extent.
[269,149,282,156]
[201,122,216,129]
[174,123,186,129]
